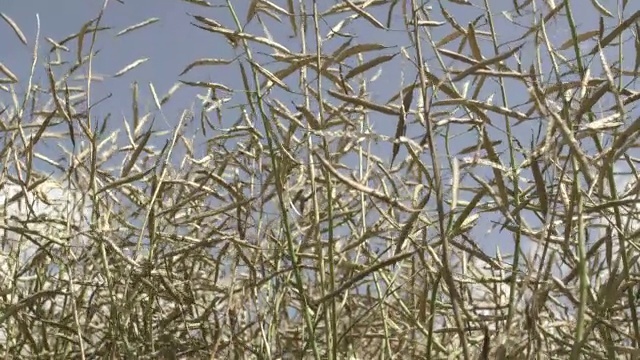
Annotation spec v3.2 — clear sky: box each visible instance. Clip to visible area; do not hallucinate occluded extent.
[2,0,639,265]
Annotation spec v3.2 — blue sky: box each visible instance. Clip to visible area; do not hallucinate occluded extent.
[2,0,640,270]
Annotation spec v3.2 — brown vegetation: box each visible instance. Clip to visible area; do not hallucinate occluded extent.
[1,0,640,359]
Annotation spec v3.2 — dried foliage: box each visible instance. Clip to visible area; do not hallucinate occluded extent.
[2,0,640,359]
